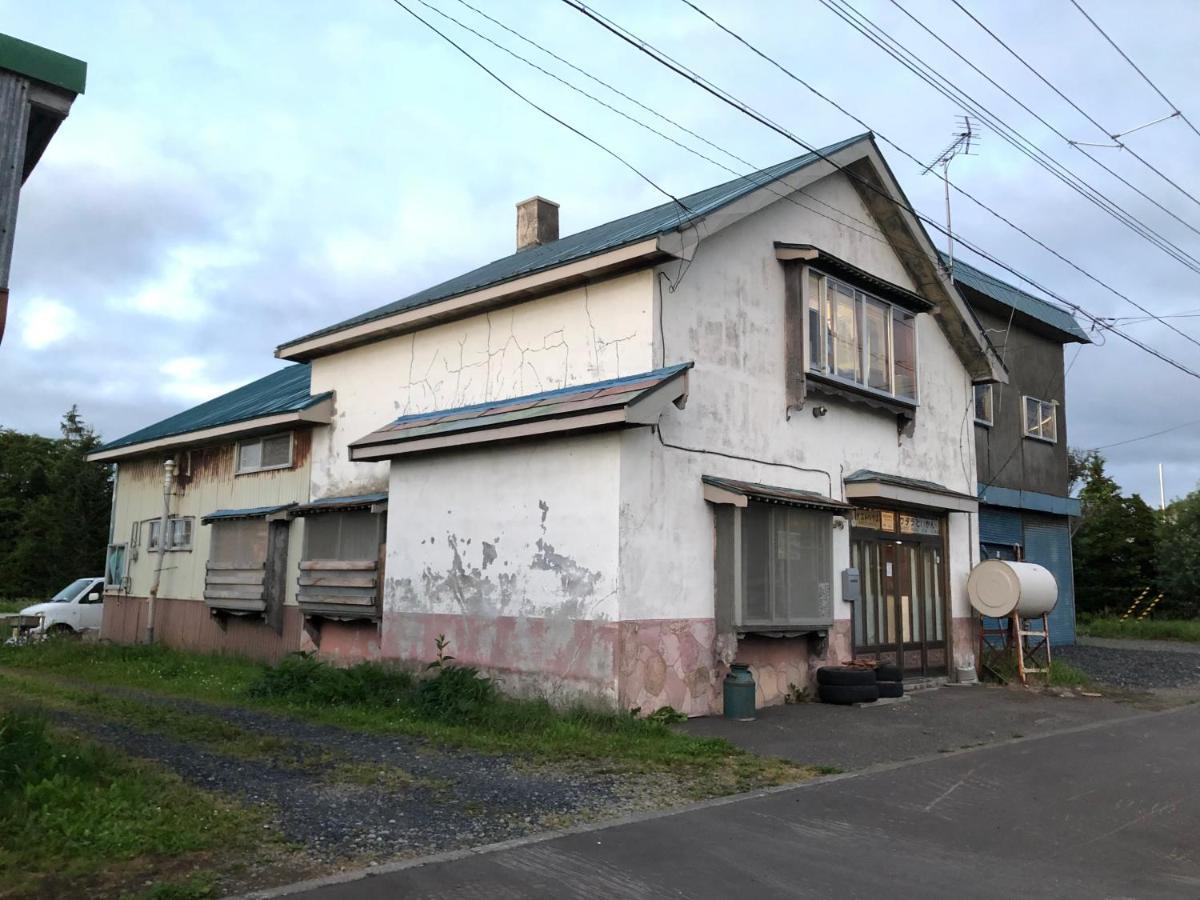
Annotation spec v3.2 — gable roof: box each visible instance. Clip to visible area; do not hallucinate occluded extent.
[946,254,1090,344]
[92,364,332,459]
[278,134,869,356]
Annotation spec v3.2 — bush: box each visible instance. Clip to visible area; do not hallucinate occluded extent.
[416,665,498,722]
[247,654,415,707]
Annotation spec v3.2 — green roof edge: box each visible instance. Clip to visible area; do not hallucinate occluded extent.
[0,33,87,94]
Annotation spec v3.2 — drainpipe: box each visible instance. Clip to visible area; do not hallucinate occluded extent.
[145,458,175,645]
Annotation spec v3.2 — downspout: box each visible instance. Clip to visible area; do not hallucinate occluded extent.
[145,458,175,645]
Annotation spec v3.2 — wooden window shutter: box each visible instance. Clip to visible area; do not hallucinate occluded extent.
[783,261,807,414]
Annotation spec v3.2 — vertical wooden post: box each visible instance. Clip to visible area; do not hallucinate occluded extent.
[263,519,289,635]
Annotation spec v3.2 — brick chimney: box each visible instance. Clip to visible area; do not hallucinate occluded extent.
[516,196,559,251]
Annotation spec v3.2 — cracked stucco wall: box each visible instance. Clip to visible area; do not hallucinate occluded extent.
[617,171,981,708]
[307,269,655,501]
[381,431,623,699]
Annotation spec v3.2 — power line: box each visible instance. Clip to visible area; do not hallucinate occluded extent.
[884,0,1200,246]
[384,0,692,226]
[819,0,1200,279]
[1068,0,1200,142]
[949,0,1200,213]
[1090,417,1200,452]
[636,0,1200,367]
[419,0,891,248]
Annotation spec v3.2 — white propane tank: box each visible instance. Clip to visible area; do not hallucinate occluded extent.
[967,559,1058,618]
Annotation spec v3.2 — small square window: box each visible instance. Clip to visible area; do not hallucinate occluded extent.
[1023,396,1057,443]
[974,384,993,426]
[147,517,194,551]
[236,433,293,473]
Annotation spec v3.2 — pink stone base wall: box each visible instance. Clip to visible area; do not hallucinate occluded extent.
[951,616,979,675]
[733,620,854,709]
[618,619,725,717]
[306,620,383,663]
[381,611,620,705]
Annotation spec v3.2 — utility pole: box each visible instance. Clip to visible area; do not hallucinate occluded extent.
[1158,463,1166,512]
[145,457,175,645]
[924,116,980,277]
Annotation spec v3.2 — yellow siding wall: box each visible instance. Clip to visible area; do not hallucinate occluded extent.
[111,428,317,604]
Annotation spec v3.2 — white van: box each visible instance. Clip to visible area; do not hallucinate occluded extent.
[19,577,106,635]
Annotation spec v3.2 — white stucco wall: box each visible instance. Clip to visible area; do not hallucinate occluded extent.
[624,170,979,630]
[308,269,656,501]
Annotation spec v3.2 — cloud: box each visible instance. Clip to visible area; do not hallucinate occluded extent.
[19,299,77,350]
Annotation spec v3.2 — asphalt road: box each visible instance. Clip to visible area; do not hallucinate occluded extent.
[272,703,1200,900]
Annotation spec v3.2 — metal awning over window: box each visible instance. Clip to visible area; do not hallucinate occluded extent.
[200,503,295,525]
[774,243,935,313]
[844,469,977,513]
[291,492,389,517]
[702,475,851,513]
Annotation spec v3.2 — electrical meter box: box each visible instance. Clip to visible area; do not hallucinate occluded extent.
[841,567,861,604]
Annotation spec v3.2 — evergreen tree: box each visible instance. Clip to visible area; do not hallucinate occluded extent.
[0,408,112,599]
[1072,454,1157,615]
[1157,490,1200,618]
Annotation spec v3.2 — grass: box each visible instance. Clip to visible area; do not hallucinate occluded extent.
[0,706,264,898]
[0,641,814,795]
[1077,616,1200,643]
[984,654,1093,689]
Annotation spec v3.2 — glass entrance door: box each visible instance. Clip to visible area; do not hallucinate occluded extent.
[850,509,948,675]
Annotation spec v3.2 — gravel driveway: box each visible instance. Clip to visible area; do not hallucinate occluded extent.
[43,688,673,863]
[1056,642,1200,690]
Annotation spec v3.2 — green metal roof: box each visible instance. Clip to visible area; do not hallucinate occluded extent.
[0,33,86,94]
[946,253,1090,343]
[97,364,329,453]
[280,134,871,352]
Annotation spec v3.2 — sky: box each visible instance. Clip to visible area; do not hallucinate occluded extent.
[2,0,1198,502]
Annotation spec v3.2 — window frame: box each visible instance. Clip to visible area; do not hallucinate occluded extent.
[235,432,294,475]
[805,269,920,404]
[146,516,195,552]
[1022,395,1058,443]
[734,502,836,632]
[974,384,994,427]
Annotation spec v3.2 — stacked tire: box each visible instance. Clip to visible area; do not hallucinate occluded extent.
[874,662,904,698]
[816,666,878,705]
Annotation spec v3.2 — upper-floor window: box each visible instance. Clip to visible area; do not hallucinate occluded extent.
[1023,396,1057,443]
[237,433,293,474]
[147,516,194,551]
[807,271,918,401]
[974,384,994,426]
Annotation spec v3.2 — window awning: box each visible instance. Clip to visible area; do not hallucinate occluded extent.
[349,363,692,462]
[201,503,295,525]
[702,476,851,512]
[290,492,389,516]
[844,469,977,513]
[774,243,935,313]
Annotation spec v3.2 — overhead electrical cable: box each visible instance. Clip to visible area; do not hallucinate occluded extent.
[417,0,891,247]
[1090,417,1200,452]
[817,0,1200,278]
[883,0,1200,244]
[950,0,1200,213]
[1068,0,1200,142]
[569,0,1200,368]
[385,0,693,224]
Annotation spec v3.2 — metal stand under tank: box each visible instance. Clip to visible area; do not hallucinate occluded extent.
[723,663,756,721]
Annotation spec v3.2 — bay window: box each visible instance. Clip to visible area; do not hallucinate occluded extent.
[807,270,918,402]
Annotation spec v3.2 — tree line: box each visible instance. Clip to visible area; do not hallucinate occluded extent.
[1072,451,1200,619]
[0,408,112,600]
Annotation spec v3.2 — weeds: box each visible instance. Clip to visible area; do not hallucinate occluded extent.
[1077,616,1200,643]
[0,708,262,895]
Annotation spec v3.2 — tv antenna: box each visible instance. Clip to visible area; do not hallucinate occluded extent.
[923,116,980,276]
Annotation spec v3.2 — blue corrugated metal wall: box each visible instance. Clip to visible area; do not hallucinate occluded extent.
[978,506,1076,646]
[1023,515,1076,645]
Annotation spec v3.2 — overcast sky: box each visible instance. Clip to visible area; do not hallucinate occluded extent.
[3,0,1198,502]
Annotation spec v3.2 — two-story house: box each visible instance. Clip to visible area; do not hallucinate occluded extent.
[92,133,1012,713]
[952,257,1089,645]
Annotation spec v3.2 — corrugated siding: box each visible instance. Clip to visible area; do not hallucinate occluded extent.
[1023,514,1076,646]
[979,507,1023,547]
